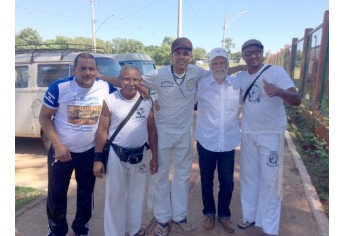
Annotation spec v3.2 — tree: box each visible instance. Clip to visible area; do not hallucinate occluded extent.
[111,38,145,54]
[224,37,235,57]
[16,27,43,45]
[153,44,171,66]
[162,36,174,46]
[145,45,160,62]
[193,47,207,61]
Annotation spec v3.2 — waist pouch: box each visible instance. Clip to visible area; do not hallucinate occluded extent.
[111,143,149,164]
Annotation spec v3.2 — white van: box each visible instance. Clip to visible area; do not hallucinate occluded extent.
[15,47,121,150]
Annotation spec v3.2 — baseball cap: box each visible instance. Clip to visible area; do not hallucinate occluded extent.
[208,47,228,63]
[171,37,193,52]
[241,39,264,51]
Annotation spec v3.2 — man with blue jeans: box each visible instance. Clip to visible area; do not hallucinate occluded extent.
[194,48,241,233]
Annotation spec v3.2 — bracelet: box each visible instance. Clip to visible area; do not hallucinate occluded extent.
[93,152,103,162]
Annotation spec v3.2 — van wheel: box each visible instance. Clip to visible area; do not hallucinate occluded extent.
[42,133,51,151]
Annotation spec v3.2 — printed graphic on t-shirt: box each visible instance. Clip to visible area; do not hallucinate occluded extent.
[67,105,102,125]
[186,78,196,92]
[136,107,146,118]
[248,84,262,103]
[161,81,174,87]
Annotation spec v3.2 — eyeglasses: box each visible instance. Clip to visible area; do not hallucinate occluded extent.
[122,77,141,85]
[242,49,262,57]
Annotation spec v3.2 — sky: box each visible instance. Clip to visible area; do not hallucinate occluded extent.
[15,0,329,54]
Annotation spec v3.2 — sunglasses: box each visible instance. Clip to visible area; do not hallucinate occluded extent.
[242,49,262,57]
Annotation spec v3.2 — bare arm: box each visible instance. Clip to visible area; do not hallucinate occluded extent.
[227,64,247,75]
[276,87,302,106]
[97,74,121,87]
[147,107,158,174]
[93,101,111,178]
[263,79,302,106]
[98,73,150,99]
[39,105,71,162]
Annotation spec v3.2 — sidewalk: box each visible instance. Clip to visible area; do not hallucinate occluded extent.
[15,114,328,236]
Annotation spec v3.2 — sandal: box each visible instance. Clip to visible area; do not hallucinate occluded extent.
[174,218,195,232]
[237,221,255,229]
[134,228,146,236]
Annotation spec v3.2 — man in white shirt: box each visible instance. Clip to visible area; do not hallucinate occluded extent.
[98,38,245,236]
[194,47,241,233]
[236,39,301,236]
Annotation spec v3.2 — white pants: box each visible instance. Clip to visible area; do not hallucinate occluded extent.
[104,148,148,236]
[152,128,193,223]
[240,133,283,235]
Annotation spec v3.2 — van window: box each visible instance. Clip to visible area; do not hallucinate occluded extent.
[142,62,156,74]
[119,61,155,75]
[96,58,121,76]
[15,66,29,88]
[38,64,73,87]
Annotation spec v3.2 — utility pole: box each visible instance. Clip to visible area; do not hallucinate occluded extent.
[177,0,182,38]
[222,14,227,49]
[90,0,97,53]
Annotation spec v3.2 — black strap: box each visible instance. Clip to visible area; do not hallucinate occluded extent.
[106,95,143,145]
[243,65,272,102]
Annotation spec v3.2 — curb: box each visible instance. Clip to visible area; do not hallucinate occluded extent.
[15,195,47,218]
[284,130,329,236]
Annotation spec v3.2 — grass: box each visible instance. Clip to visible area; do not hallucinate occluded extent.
[286,105,329,216]
[15,186,46,211]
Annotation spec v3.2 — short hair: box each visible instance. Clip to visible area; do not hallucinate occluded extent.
[74,53,97,67]
[120,64,142,78]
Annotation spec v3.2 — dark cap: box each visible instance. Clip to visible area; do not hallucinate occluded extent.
[171,37,193,52]
[241,39,264,51]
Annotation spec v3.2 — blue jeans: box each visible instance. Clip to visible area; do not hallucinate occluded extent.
[197,142,235,219]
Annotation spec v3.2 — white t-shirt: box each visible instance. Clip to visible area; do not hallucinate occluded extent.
[105,90,153,148]
[194,74,241,152]
[142,65,210,133]
[43,76,115,152]
[237,65,296,133]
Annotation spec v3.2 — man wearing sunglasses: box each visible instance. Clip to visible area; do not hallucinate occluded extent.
[236,39,301,236]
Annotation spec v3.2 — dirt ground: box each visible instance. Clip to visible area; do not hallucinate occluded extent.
[15,130,328,236]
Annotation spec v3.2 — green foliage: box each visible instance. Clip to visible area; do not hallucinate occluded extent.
[193,47,207,61]
[286,105,329,216]
[224,37,235,54]
[15,186,46,211]
[16,27,43,45]
[15,27,214,66]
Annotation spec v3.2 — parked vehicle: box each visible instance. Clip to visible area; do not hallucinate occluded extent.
[15,44,122,150]
[111,53,156,75]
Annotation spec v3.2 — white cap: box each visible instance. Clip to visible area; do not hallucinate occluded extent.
[208,47,228,63]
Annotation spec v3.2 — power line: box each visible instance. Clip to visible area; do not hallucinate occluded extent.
[16,5,89,21]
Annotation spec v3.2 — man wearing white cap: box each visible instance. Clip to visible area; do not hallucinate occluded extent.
[236,39,301,236]
[194,47,241,233]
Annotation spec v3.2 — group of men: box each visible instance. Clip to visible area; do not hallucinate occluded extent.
[39,37,301,236]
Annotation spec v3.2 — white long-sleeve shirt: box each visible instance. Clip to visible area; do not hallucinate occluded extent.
[194,74,241,152]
